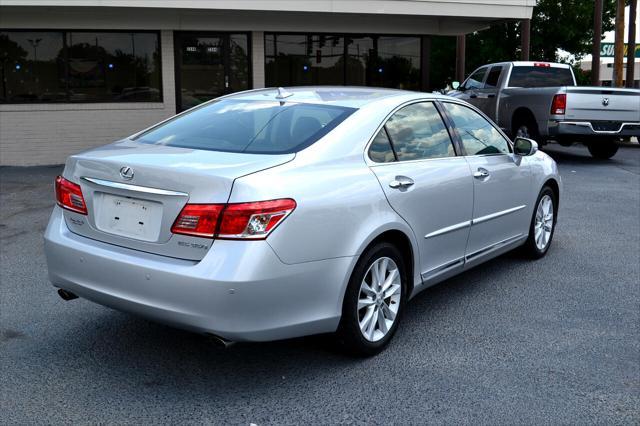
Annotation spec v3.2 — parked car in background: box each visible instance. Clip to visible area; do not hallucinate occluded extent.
[45,87,561,356]
[449,61,640,159]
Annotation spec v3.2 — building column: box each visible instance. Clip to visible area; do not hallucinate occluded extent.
[591,0,603,85]
[251,31,265,89]
[455,35,466,83]
[626,0,637,88]
[521,19,531,61]
[421,35,431,91]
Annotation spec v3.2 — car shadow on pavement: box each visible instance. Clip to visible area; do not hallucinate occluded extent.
[45,247,534,394]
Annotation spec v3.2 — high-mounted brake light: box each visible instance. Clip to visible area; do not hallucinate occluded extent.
[171,199,296,240]
[534,62,551,67]
[55,176,87,215]
[551,93,567,115]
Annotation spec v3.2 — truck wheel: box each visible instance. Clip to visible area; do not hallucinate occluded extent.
[513,116,539,142]
[587,141,619,159]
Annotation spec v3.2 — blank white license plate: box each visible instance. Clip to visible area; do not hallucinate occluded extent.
[95,194,163,242]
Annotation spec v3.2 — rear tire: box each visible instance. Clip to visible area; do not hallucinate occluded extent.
[522,186,557,259]
[512,114,540,142]
[587,140,619,159]
[336,242,407,357]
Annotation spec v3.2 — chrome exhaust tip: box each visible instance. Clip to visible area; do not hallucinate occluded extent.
[206,333,235,348]
[57,289,78,301]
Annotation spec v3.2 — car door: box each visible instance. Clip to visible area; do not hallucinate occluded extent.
[473,65,504,121]
[456,66,488,110]
[368,101,474,284]
[440,101,531,266]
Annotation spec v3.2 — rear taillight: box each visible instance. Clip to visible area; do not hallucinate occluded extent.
[55,176,87,215]
[171,198,296,240]
[551,94,566,115]
[171,204,224,238]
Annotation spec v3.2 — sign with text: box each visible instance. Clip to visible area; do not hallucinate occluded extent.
[600,43,640,58]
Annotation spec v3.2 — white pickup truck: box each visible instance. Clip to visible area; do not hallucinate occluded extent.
[450,61,640,159]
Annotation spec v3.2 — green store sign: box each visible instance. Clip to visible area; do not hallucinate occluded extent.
[600,42,640,58]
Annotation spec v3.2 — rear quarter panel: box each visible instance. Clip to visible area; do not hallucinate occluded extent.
[499,87,563,136]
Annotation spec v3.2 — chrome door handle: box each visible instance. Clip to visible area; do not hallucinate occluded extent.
[473,168,490,179]
[389,176,414,189]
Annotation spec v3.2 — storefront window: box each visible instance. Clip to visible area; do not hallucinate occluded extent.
[0,31,66,102]
[265,34,345,86]
[266,33,421,90]
[0,30,162,103]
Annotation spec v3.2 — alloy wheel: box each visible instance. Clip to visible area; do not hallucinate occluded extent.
[357,257,402,342]
[534,194,554,250]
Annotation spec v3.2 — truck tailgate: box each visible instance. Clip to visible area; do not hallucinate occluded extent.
[565,87,640,122]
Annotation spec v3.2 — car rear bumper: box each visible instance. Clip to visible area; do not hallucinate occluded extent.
[44,207,352,342]
[548,121,640,138]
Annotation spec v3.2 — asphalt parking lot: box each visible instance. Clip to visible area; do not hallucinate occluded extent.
[1,143,639,424]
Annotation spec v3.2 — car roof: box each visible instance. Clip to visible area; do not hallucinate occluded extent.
[225,86,447,109]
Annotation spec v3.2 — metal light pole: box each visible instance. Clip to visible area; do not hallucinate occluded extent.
[626,0,638,88]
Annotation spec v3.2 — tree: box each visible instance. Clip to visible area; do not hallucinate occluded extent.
[465,0,620,72]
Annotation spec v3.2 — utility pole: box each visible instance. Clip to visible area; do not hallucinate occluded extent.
[613,0,625,87]
[626,0,638,88]
[521,19,531,61]
[592,0,603,85]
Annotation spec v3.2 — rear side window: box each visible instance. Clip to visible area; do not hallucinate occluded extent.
[135,99,356,154]
[368,129,396,163]
[383,102,455,161]
[484,66,503,88]
[443,102,510,156]
[508,66,574,88]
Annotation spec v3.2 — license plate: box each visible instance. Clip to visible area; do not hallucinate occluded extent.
[95,194,162,242]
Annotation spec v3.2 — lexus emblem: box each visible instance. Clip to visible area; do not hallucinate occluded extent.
[119,166,134,180]
[602,97,610,107]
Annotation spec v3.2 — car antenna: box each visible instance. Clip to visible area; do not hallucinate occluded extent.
[275,87,293,100]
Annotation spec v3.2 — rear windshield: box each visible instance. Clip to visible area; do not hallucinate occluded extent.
[134,99,356,154]
[508,66,574,88]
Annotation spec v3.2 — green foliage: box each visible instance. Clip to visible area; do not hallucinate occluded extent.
[465,0,618,72]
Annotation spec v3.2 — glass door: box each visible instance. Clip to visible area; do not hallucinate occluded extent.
[174,32,250,112]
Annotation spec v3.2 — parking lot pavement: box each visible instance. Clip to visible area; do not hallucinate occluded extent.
[1,144,639,424]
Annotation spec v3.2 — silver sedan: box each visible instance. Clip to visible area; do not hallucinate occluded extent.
[44,87,561,355]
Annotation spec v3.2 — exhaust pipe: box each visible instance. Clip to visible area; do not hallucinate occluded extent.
[57,289,78,301]
[206,333,235,348]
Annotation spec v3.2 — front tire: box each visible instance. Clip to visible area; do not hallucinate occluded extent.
[587,140,619,159]
[336,242,407,357]
[522,186,557,259]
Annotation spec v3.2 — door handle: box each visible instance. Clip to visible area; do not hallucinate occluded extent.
[487,94,496,98]
[473,168,490,179]
[389,176,415,189]
[469,94,478,99]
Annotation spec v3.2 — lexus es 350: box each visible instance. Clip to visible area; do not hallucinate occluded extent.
[44,87,561,355]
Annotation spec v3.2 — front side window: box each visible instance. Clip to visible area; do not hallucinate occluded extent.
[0,30,161,103]
[443,102,510,156]
[383,102,455,161]
[135,99,355,154]
[462,67,487,90]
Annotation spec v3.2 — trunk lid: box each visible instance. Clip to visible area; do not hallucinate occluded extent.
[564,87,640,122]
[62,139,294,260]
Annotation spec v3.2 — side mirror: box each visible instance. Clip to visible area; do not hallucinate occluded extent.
[451,81,460,90]
[514,137,538,156]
